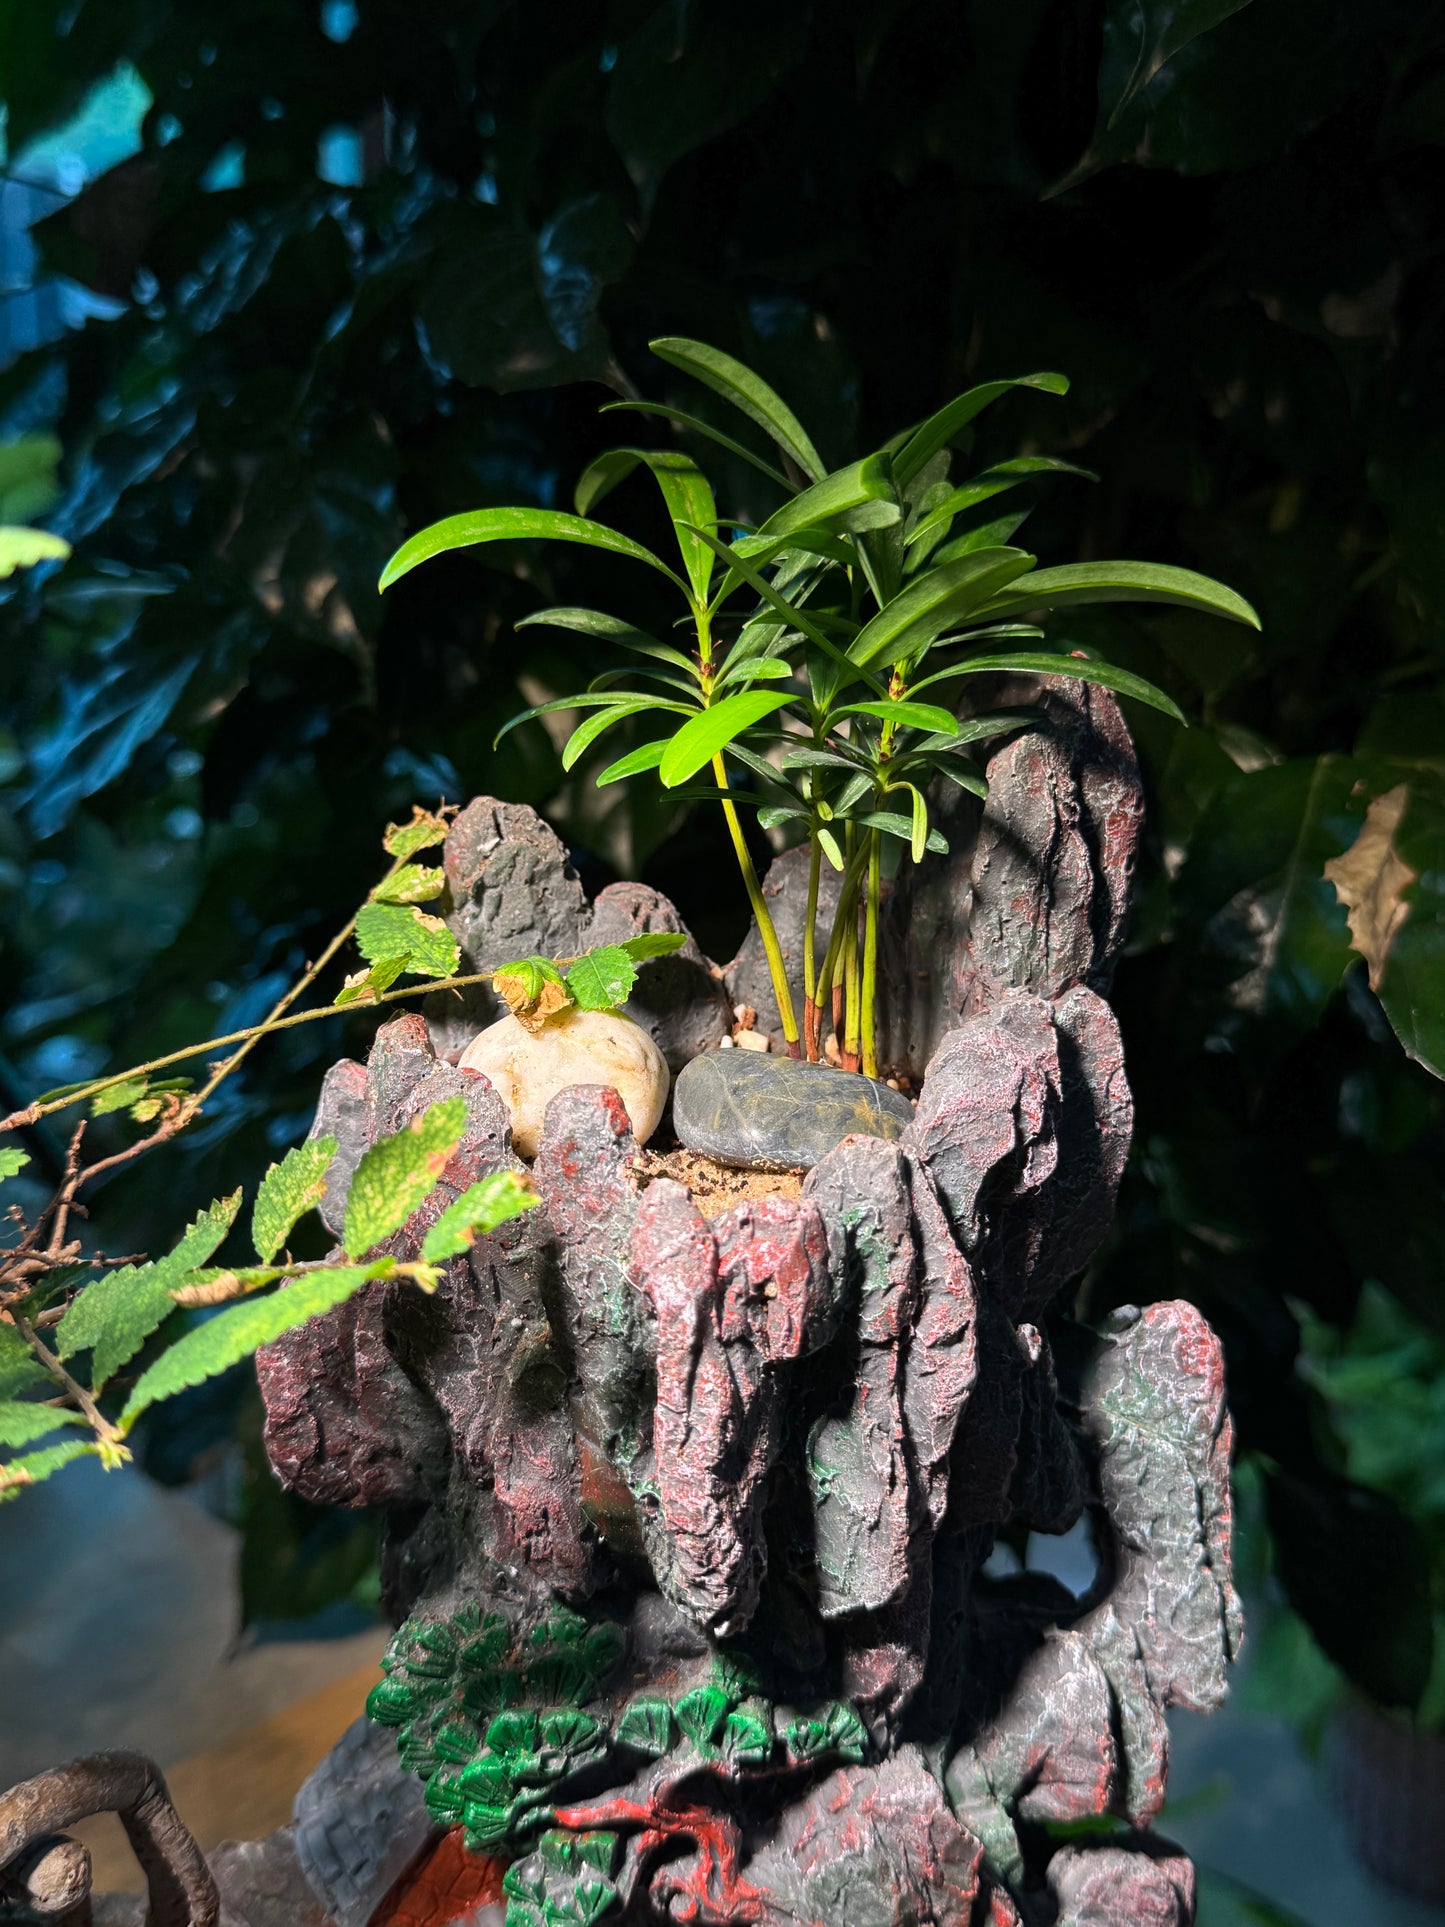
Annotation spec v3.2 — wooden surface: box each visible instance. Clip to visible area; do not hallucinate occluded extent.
[71,1659,381,1893]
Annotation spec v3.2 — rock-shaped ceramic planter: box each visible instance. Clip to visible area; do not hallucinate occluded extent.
[1,680,1238,1927]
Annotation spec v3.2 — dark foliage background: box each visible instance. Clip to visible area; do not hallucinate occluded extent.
[3,0,1444,1709]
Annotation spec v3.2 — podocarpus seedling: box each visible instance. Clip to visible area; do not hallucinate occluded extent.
[380,340,1260,1078]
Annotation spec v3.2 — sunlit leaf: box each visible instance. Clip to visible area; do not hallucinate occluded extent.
[972,560,1261,629]
[378,507,685,593]
[421,1172,539,1262]
[516,606,698,673]
[947,648,1186,721]
[252,1136,338,1263]
[575,448,717,603]
[649,337,826,482]
[343,1098,467,1258]
[893,375,1070,486]
[658,692,794,788]
[354,901,462,978]
[848,550,1038,669]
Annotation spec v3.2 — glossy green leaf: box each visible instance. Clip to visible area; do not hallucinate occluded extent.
[906,457,1097,547]
[732,453,900,557]
[495,690,691,750]
[343,1098,468,1259]
[713,653,793,691]
[599,401,791,489]
[893,375,1070,486]
[946,649,1186,721]
[252,1137,338,1263]
[515,606,698,674]
[562,700,672,773]
[596,739,669,785]
[931,507,1034,563]
[658,692,794,788]
[849,550,1038,669]
[857,810,949,855]
[378,508,684,593]
[122,1264,386,1429]
[684,522,879,690]
[973,560,1262,629]
[574,448,717,603]
[57,1191,243,1390]
[837,700,961,734]
[650,337,826,483]
[421,1173,539,1262]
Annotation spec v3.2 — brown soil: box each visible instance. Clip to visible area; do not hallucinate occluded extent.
[633,1145,804,1218]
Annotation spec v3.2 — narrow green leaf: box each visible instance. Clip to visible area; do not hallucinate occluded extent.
[973,560,1262,629]
[893,374,1070,486]
[732,453,900,557]
[0,1400,88,1449]
[849,550,1039,670]
[649,337,826,482]
[599,400,792,490]
[378,508,685,594]
[597,739,669,785]
[0,1148,31,1186]
[931,507,1033,563]
[421,1173,540,1262]
[515,606,698,674]
[565,945,639,1012]
[563,700,676,773]
[0,1438,97,1500]
[253,1137,338,1264]
[712,654,794,691]
[949,649,1186,722]
[57,1192,243,1390]
[817,825,845,870]
[575,448,717,604]
[906,784,929,862]
[906,457,1096,547]
[837,700,961,734]
[354,901,461,978]
[684,522,878,690]
[343,1098,468,1259]
[372,865,445,905]
[121,1266,386,1428]
[659,692,794,789]
[857,811,949,854]
[618,932,689,961]
[780,746,870,774]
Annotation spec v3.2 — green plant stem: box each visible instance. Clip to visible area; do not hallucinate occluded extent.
[712,752,800,1055]
[1,972,499,1131]
[842,907,861,1070]
[802,808,823,1061]
[813,846,868,1065]
[861,828,881,1079]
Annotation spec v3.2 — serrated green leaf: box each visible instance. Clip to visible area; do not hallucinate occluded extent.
[0,1400,88,1448]
[0,526,70,577]
[0,1325,48,1399]
[658,692,793,788]
[372,864,446,905]
[354,901,462,979]
[57,1192,243,1390]
[421,1173,539,1262]
[616,932,688,962]
[90,1077,149,1118]
[121,1264,385,1428]
[344,1098,468,1259]
[0,1148,30,1186]
[649,337,825,483]
[252,1136,338,1263]
[384,812,451,859]
[378,507,685,593]
[564,946,638,1013]
[334,954,411,1006]
[0,1438,96,1500]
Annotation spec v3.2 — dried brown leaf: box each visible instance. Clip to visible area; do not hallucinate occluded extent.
[1324,783,1417,990]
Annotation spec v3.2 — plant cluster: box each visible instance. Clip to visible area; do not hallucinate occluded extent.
[382,340,1258,1075]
